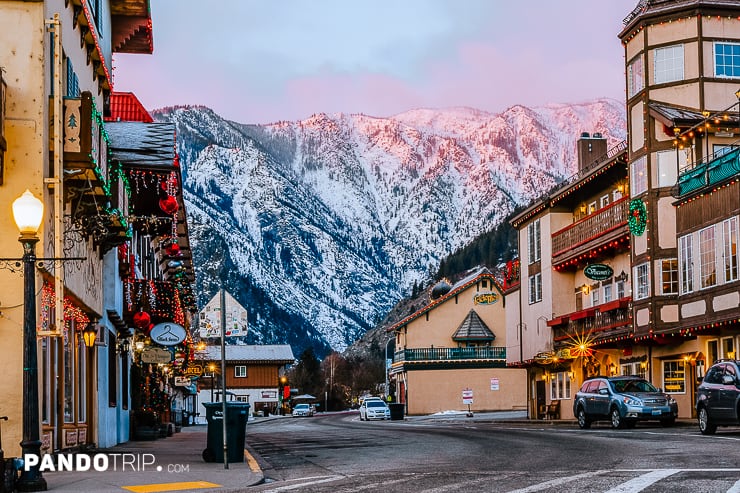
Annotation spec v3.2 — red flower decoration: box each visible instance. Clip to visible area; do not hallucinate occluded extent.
[159,196,179,215]
[133,311,151,329]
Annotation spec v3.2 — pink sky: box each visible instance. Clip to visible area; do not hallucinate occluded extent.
[113,0,638,124]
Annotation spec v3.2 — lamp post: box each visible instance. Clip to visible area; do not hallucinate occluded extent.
[13,190,47,492]
[384,337,394,401]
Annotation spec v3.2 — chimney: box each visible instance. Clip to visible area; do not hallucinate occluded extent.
[577,132,608,172]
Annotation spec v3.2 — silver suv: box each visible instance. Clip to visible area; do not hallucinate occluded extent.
[696,359,740,435]
[573,376,678,429]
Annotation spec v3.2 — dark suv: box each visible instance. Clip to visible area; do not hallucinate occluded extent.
[573,376,678,429]
[696,359,740,435]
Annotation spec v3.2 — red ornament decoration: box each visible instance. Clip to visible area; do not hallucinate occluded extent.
[159,196,179,215]
[165,242,181,256]
[133,311,151,329]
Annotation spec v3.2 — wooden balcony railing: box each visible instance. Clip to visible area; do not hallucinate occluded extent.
[62,91,108,190]
[551,196,629,267]
[394,346,506,362]
[552,298,632,347]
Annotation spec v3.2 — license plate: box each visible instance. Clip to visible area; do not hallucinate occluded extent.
[652,409,661,415]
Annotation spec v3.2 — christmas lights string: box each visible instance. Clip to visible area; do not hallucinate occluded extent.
[39,283,91,332]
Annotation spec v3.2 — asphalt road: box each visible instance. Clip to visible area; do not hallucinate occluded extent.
[243,412,740,493]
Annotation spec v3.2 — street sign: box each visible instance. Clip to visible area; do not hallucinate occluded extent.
[490,378,499,391]
[462,388,473,405]
[174,376,190,387]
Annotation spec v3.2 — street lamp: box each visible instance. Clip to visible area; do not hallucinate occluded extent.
[82,324,97,348]
[209,363,216,403]
[12,190,47,492]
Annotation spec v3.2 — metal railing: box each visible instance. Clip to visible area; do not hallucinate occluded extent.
[395,346,506,362]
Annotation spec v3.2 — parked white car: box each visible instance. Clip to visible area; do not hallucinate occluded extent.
[359,399,390,420]
[292,403,314,417]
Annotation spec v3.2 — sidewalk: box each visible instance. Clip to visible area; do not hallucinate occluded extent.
[41,425,263,493]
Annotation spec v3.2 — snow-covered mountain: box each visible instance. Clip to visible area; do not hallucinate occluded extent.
[154,99,626,356]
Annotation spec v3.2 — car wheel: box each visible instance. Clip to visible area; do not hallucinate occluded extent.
[577,407,591,429]
[610,407,624,429]
[698,406,717,435]
[660,417,675,427]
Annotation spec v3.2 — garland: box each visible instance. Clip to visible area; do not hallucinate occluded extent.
[628,198,647,236]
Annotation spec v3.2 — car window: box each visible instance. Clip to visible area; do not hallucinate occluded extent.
[367,401,387,408]
[618,379,658,393]
[597,381,608,393]
[704,365,725,384]
[725,364,737,382]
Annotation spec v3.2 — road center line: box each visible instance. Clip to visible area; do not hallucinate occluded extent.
[506,470,608,493]
[604,469,681,493]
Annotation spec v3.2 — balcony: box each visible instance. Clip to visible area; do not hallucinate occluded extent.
[551,196,629,269]
[551,298,632,348]
[61,92,109,197]
[393,346,507,370]
[675,147,740,198]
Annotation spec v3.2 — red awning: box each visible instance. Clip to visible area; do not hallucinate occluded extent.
[547,316,570,327]
[570,308,596,321]
[599,300,621,313]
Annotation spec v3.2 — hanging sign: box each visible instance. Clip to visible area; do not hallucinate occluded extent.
[183,364,204,377]
[141,347,173,364]
[584,264,613,281]
[473,292,498,305]
[150,322,186,346]
[198,291,248,338]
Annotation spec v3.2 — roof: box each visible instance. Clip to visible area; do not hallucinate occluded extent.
[196,345,295,364]
[648,102,705,128]
[620,0,740,39]
[387,267,502,332]
[106,92,153,123]
[452,310,495,341]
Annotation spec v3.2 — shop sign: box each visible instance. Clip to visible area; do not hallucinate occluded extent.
[150,322,186,346]
[141,347,172,364]
[183,364,203,377]
[473,292,498,305]
[584,263,613,281]
[174,376,190,387]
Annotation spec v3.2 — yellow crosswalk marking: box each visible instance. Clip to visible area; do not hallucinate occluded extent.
[122,481,222,493]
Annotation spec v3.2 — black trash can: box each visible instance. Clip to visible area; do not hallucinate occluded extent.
[389,403,404,420]
[202,402,250,463]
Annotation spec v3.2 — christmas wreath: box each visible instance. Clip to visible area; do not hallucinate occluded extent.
[628,198,647,236]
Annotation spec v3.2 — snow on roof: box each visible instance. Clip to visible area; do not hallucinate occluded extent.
[196,345,295,363]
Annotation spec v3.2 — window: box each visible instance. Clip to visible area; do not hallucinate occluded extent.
[528,273,542,304]
[235,396,249,403]
[723,217,739,283]
[109,333,117,408]
[663,360,686,394]
[78,334,86,422]
[65,57,80,98]
[699,225,717,288]
[591,286,600,307]
[616,280,625,299]
[656,150,679,188]
[679,234,694,294]
[654,44,684,84]
[621,362,647,379]
[714,42,740,78]
[235,365,247,378]
[722,337,735,359]
[589,201,597,214]
[604,284,613,303]
[628,55,644,97]
[631,155,648,196]
[707,339,719,365]
[600,195,610,208]
[64,327,74,422]
[550,372,571,400]
[634,263,650,300]
[527,219,541,264]
[661,258,678,295]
